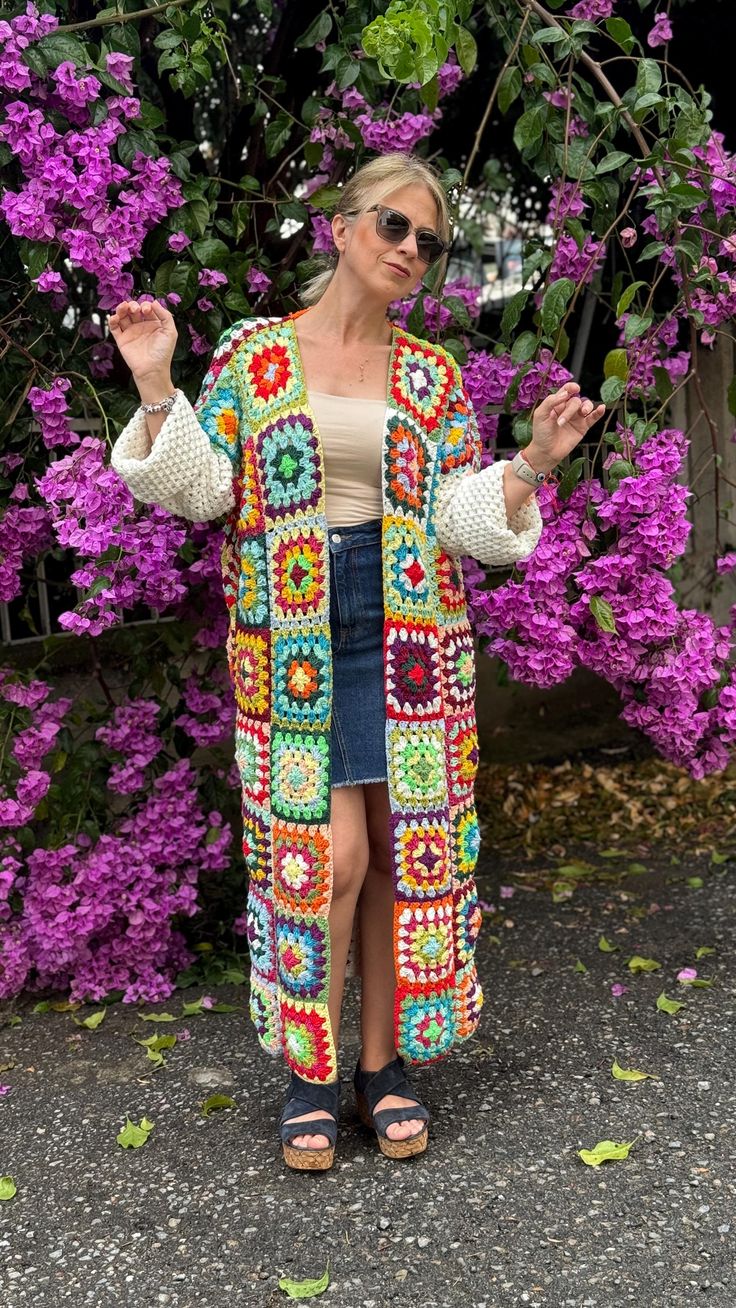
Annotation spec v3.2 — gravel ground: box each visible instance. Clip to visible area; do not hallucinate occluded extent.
[1,853,734,1308]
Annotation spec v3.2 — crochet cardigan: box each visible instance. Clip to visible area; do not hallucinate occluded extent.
[111,310,543,1083]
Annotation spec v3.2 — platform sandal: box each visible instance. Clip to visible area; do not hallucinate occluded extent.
[353,1053,429,1159]
[279,1071,341,1171]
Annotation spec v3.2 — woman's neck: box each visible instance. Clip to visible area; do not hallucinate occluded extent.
[301,277,393,347]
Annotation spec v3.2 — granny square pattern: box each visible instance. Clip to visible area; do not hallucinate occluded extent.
[385,621,442,719]
[205,313,490,1081]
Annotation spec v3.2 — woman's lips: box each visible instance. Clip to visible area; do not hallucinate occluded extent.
[385,261,410,278]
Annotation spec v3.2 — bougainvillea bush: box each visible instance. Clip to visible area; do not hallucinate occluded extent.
[1,0,735,1002]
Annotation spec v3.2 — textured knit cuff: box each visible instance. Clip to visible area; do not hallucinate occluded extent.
[433,460,543,567]
[110,390,236,522]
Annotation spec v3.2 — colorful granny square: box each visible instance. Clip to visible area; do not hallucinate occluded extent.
[384,411,431,519]
[453,961,484,1040]
[273,820,332,914]
[391,812,451,901]
[271,729,330,822]
[235,717,270,809]
[242,329,301,421]
[241,809,271,888]
[387,721,448,812]
[237,537,270,627]
[446,714,479,804]
[280,996,337,1082]
[273,626,331,728]
[451,800,481,879]
[385,621,442,719]
[383,516,432,620]
[221,539,239,615]
[194,375,240,465]
[390,339,454,435]
[259,410,322,524]
[276,911,330,1003]
[268,520,328,623]
[454,878,482,967]
[246,885,276,979]
[396,985,456,1063]
[235,435,265,535]
[396,898,454,986]
[439,625,476,713]
[438,386,479,473]
[433,548,467,620]
[232,628,270,718]
[249,973,281,1053]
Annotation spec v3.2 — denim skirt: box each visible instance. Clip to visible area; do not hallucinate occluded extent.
[328,518,388,788]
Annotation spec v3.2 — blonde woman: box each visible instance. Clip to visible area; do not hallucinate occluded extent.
[108,152,604,1171]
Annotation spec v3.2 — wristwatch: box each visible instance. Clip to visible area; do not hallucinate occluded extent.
[140,390,178,414]
[510,449,547,486]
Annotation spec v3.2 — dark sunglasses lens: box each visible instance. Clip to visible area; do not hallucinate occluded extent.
[377,208,411,242]
[417,234,445,265]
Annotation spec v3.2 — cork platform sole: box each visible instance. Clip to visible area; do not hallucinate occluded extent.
[356,1093,429,1158]
[282,1140,335,1171]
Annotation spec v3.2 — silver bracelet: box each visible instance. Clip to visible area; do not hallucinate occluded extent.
[139,389,178,414]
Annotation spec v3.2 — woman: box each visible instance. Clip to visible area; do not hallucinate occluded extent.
[108,152,604,1171]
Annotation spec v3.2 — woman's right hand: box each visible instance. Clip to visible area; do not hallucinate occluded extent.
[107,298,178,383]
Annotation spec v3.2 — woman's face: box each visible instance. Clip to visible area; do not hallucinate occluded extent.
[332,183,442,302]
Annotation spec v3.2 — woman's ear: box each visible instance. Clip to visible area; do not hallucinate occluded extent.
[331,213,347,254]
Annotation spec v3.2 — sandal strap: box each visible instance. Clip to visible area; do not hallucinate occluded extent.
[354,1054,429,1126]
[279,1073,341,1147]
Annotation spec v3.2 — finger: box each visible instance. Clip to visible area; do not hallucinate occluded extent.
[149,299,170,322]
[535,381,580,419]
[585,402,606,428]
[555,396,584,427]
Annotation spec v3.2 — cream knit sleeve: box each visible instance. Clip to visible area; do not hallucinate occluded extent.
[109,389,236,521]
[433,462,543,568]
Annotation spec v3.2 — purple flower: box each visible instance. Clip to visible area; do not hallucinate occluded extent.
[168,231,191,252]
[647,12,673,47]
[620,227,637,248]
[197,268,228,288]
[568,0,614,17]
[246,267,272,295]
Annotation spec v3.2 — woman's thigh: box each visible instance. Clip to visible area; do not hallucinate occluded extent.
[330,784,370,899]
[363,782,392,876]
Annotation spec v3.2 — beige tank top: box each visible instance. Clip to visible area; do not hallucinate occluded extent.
[308,389,386,527]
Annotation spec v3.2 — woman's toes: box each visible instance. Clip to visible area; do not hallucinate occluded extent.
[386,1118,424,1141]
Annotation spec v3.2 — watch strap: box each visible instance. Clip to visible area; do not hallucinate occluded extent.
[510,449,546,486]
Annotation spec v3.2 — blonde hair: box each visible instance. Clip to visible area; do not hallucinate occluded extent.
[300,152,452,306]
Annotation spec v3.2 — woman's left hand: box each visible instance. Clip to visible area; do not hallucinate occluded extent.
[527,381,606,472]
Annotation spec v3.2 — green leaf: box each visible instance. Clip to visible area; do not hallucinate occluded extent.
[191,238,230,267]
[616,280,646,318]
[138,1012,177,1022]
[590,595,618,633]
[552,879,575,902]
[600,376,625,406]
[711,851,729,864]
[295,11,332,48]
[598,935,618,952]
[0,1176,16,1201]
[656,991,685,1015]
[513,105,545,153]
[687,876,704,889]
[455,26,477,76]
[577,1138,637,1167]
[265,113,292,159]
[605,17,635,51]
[603,348,628,382]
[636,58,662,97]
[510,331,539,365]
[73,1009,106,1030]
[623,313,653,342]
[116,1116,155,1148]
[500,289,530,341]
[596,151,631,175]
[201,1094,237,1117]
[695,945,716,959]
[530,27,572,49]
[541,277,574,339]
[278,1266,330,1299]
[498,65,522,115]
[611,1059,658,1082]
[556,456,585,501]
[574,959,588,974]
[627,955,661,973]
[36,31,88,68]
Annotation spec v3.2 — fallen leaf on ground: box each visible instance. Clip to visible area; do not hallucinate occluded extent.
[627,956,661,973]
[116,1116,155,1148]
[0,1176,16,1200]
[577,1138,638,1167]
[278,1266,330,1300]
[657,992,685,1015]
[611,1059,659,1082]
[201,1094,236,1117]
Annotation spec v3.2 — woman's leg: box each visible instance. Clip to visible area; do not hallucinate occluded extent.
[359,782,425,1142]
[284,784,369,1149]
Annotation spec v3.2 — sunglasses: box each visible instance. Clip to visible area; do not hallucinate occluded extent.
[366,204,449,266]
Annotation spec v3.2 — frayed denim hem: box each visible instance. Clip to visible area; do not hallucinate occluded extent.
[331,775,388,789]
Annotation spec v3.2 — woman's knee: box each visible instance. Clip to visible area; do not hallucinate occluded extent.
[332,838,370,899]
